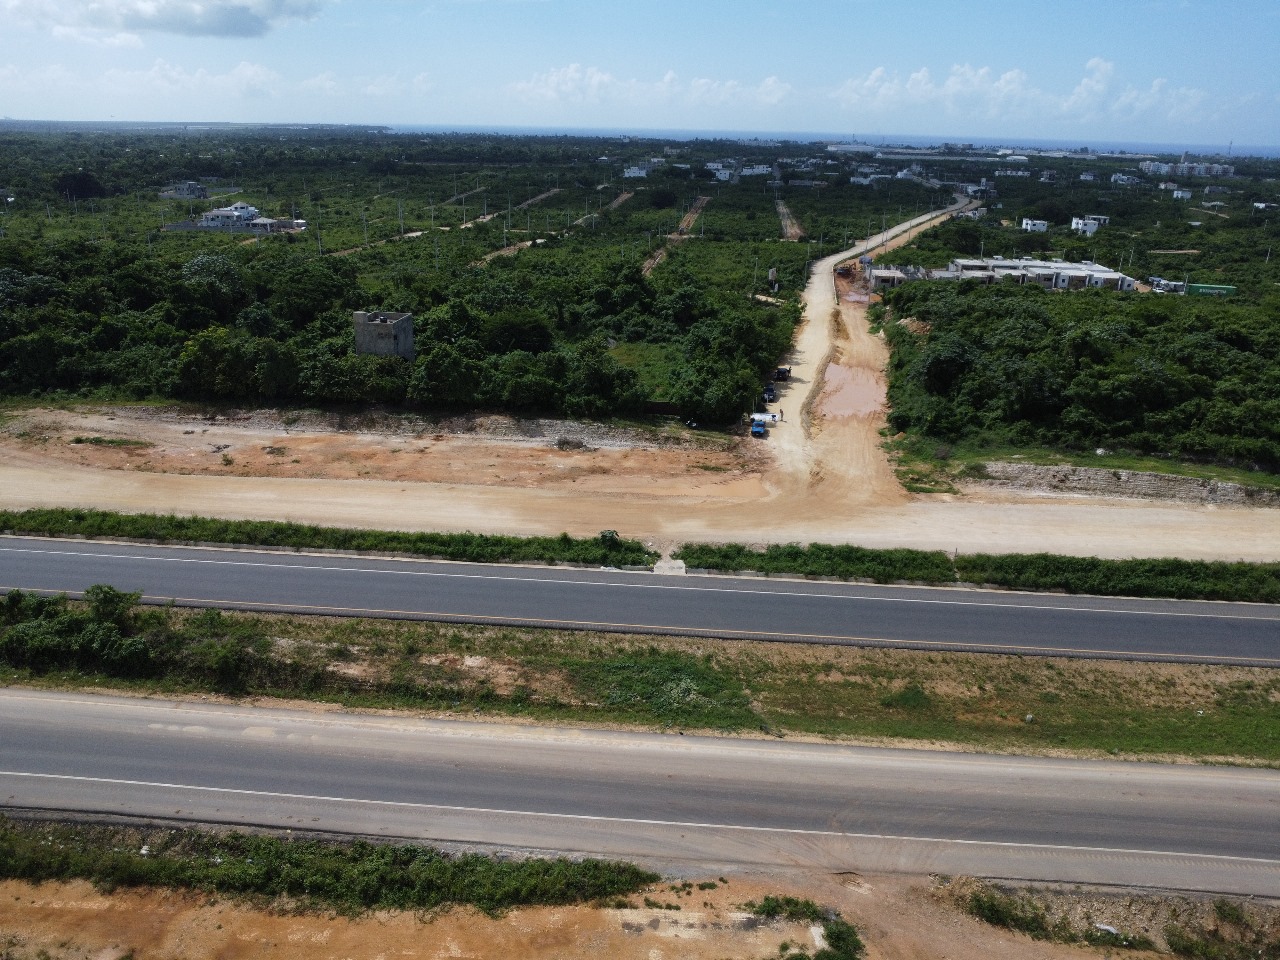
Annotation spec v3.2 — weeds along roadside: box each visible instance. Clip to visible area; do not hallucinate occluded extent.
[0,815,657,916]
[3,588,1278,763]
[945,877,1280,958]
[0,507,656,567]
[674,541,1280,604]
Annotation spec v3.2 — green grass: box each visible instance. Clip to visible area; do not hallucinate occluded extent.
[5,590,1279,761]
[675,540,1280,603]
[0,507,657,567]
[608,342,682,401]
[0,816,657,916]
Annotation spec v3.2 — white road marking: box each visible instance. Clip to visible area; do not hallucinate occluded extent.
[4,770,1279,867]
[2,542,1276,622]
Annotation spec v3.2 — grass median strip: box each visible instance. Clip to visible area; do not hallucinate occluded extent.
[675,542,1280,603]
[0,507,657,567]
[4,588,1278,762]
[0,816,657,916]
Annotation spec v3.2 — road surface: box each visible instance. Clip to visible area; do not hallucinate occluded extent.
[1,536,1279,665]
[1,690,1277,895]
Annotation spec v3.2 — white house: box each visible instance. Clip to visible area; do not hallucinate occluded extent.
[1021,218,1049,233]
[1071,217,1100,237]
[1173,189,1193,201]
[197,201,261,229]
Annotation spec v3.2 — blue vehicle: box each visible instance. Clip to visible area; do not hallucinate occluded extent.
[750,420,766,438]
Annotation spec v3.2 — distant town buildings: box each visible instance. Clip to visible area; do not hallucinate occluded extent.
[1139,161,1235,177]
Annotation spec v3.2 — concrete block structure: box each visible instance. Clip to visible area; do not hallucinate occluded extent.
[353,311,415,363]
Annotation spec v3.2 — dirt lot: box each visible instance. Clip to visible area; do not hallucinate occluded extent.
[2,869,1219,960]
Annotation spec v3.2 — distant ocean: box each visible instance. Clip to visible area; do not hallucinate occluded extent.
[389,124,1280,159]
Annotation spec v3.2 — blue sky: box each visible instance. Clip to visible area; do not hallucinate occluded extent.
[2,0,1277,148]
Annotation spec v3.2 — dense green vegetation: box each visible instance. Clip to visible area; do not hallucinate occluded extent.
[675,541,1280,602]
[868,152,1280,478]
[880,282,1280,470]
[0,507,657,566]
[0,127,920,423]
[4,590,1278,759]
[0,816,657,915]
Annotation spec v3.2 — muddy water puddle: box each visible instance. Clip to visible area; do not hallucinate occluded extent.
[818,363,884,417]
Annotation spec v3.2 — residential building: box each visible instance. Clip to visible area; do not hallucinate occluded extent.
[161,181,209,200]
[353,311,415,363]
[1021,218,1049,232]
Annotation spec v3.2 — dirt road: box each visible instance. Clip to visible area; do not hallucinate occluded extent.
[776,199,805,240]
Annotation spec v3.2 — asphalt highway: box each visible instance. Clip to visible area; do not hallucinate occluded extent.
[1,536,1278,664]
[2,690,1278,894]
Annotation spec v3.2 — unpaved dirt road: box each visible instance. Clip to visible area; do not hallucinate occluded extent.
[2,201,1278,562]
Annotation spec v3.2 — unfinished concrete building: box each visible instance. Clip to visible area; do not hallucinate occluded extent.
[353,311,415,363]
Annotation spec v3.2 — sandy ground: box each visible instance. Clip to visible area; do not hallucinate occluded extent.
[0,870,1163,960]
[2,205,1279,562]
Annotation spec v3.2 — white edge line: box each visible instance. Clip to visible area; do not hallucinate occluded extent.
[3,544,1278,623]
[3,771,1279,868]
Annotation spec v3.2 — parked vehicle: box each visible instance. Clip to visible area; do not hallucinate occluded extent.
[750,420,767,438]
[763,384,777,403]
[773,366,792,381]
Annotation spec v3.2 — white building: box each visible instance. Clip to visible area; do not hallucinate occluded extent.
[1021,218,1049,232]
[1071,217,1100,236]
[622,166,647,178]
[1173,189,1193,200]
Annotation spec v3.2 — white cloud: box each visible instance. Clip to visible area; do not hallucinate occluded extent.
[513,63,618,103]
[2,0,329,38]
[831,59,1211,131]
[512,65,792,110]
[103,59,283,98]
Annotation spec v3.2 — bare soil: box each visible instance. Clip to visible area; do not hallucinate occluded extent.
[776,199,806,239]
[0,871,1187,960]
[3,215,1279,561]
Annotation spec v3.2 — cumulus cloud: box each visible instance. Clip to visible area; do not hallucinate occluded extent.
[512,64,792,110]
[103,58,282,98]
[831,58,1210,129]
[2,0,329,38]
